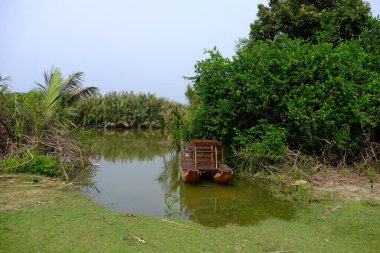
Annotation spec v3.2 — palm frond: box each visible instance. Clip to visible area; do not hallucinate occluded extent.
[34,82,46,90]
[44,66,55,88]
[67,86,99,104]
[34,66,57,91]
[62,72,85,95]
[42,68,63,127]
[0,84,9,94]
[0,75,11,84]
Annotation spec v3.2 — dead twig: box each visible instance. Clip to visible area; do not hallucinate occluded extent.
[167,226,197,235]
[128,233,145,243]
[161,219,201,230]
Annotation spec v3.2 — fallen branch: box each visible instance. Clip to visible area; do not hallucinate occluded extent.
[161,219,201,230]
[167,226,197,235]
[129,233,145,243]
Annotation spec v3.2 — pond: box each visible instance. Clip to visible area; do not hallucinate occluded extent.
[81,129,295,227]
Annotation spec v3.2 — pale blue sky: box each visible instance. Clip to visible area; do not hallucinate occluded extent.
[1,0,379,103]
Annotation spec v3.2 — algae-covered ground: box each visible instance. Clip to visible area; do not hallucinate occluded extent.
[0,174,379,253]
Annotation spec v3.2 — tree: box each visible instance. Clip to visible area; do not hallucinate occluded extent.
[249,0,374,45]
[186,0,379,171]
[17,67,99,140]
[186,37,380,165]
[36,66,99,106]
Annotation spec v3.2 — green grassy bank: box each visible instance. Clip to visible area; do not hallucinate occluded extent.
[0,175,379,253]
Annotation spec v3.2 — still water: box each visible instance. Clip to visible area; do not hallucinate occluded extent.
[82,130,295,227]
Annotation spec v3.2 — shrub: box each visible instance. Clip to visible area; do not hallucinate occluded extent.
[234,123,286,171]
[186,37,380,168]
[0,151,62,177]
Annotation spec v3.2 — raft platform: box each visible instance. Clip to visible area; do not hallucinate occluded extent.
[180,139,233,184]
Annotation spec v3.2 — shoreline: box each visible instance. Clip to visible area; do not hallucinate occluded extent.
[1,173,379,252]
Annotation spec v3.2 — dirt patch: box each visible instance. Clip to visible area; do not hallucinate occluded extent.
[0,174,73,212]
[312,170,380,201]
[0,189,46,212]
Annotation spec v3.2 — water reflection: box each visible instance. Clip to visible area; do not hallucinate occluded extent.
[158,152,180,217]
[88,129,173,162]
[179,180,295,226]
[82,129,295,227]
[160,151,295,226]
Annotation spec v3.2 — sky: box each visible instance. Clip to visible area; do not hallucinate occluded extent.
[1,0,379,103]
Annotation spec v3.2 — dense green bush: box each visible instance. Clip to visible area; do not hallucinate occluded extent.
[0,151,62,177]
[234,123,287,170]
[249,0,374,45]
[185,36,379,168]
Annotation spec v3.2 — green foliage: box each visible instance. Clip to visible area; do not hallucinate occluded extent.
[76,91,184,131]
[0,151,62,177]
[169,114,181,148]
[249,0,374,45]
[0,155,19,171]
[267,178,314,203]
[25,152,61,177]
[15,90,46,139]
[186,36,379,168]
[0,84,12,148]
[0,67,96,178]
[186,0,380,172]
[36,66,99,106]
[367,167,377,188]
[1,67,97,142]
[234,124,287,171]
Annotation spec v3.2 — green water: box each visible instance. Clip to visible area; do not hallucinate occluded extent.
[82,129,295,227]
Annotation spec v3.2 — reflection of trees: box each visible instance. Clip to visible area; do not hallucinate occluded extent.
[89,129,174,162]
[87,130,296,226]
[156,151,297,226]
[179,179,296,227]
[157,151,180,217]
[156,150,296,226]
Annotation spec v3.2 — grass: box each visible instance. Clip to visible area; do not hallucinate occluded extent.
[0,174,379,253]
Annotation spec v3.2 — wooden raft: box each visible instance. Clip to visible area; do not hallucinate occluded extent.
[180,139,233,184]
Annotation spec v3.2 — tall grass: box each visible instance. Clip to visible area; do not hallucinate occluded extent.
[76,91,184,131]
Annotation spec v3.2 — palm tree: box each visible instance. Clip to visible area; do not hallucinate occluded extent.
[29,67,99,140]
[36,66,99,106]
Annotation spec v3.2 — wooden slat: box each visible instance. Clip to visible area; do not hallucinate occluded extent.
[181,139,233,174]
[215,146,218,168]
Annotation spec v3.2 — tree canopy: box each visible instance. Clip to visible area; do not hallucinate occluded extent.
[185,0,380,170]
[249,0,375,45]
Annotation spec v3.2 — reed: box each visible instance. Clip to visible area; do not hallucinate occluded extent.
[75,91,184,131]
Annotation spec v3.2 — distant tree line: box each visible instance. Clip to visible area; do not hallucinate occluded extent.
[76,91,184,131]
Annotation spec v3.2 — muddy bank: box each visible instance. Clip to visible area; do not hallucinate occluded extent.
[312,170,380,201]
